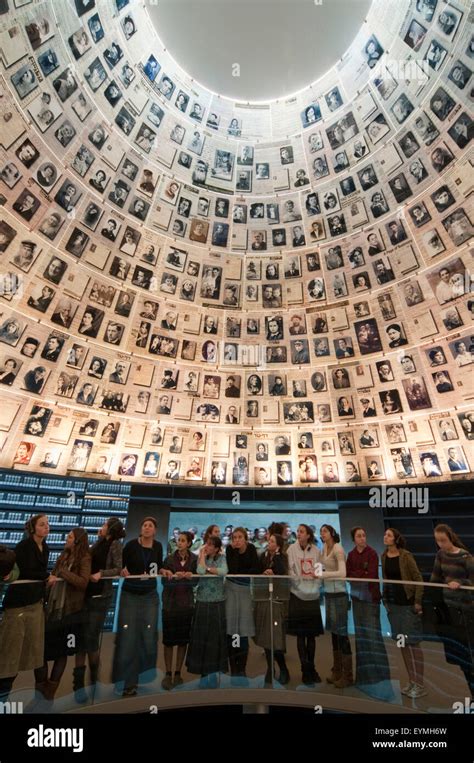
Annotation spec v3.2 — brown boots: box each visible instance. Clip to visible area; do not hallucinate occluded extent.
[333,654,354,689]
[326,650,343,684]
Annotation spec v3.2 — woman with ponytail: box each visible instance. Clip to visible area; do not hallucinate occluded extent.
[320,524,353,689]
[431,524,474,699]
[74,517,125,700]
[382,527,425,699]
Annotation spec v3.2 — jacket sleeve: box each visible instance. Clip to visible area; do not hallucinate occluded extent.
[5,563,19,583]
[287,546,298,577]
[59,555,92,591]
[156,541,163,570]
[248,543,260,574]
[406,551,424,604]
[122,540,133,571]
[346,549,355,579]
[225,545,234,572]
[101,540,123,578]
[367,548,379,579]
[15,540,48,581]
[272,553,288,576]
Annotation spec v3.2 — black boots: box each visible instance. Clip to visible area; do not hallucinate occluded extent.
[274,651,290,685]
[265,650,290,686]
[301,661,321,685]
[72,666,87,703]
[264,649,273,686]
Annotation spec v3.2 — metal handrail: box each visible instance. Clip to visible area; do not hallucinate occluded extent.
[4,574,472,590]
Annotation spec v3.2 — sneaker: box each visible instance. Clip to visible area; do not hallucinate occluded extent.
[161,674,173,691]
[406,683,427,698]
[401,682,415,695]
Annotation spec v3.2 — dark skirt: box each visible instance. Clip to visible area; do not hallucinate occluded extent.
[352,598,391,684]
[81,595,111,653]
[287,594,324,637]
[325,592,350,635]
[186,600,227,675]
[112,589,159,687]
[386,602,423,646]
[254,599,288,651]
[44,610,83,660]
[162,606,194,647]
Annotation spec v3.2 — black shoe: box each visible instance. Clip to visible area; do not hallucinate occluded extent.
[72,667,87,704]
[312,668,322,684]
[278,666,290,685]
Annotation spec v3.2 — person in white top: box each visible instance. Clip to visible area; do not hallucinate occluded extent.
[287,524,324,685]
[320,525,354,688]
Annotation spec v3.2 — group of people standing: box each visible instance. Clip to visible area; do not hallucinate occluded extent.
[0,515,472,704]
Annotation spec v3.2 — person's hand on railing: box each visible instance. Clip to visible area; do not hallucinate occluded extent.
[160,568,173,579]
[262,568,274,575]
[120,567,130,577]
[47,574,60,586]
[90,571,101,582]
[447,581,461,589]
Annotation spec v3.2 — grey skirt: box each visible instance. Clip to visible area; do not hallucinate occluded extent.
[0,601,45,678]
[225,582,255,637]
[325,592,350,636]
[254,599,288,651]
[386,603,423,646]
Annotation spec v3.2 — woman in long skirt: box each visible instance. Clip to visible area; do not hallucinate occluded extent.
[112,518,163,697]
[320,524,354,689]
[346,527,391,690]
[225,527,259,682]
[253,533,290,685]
[161,531,197,690]
[430,524,474,699]
[186,536,228,688]
[37,528,91,702]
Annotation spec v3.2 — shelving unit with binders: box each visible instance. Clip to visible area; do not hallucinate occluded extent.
[0,470,131,629]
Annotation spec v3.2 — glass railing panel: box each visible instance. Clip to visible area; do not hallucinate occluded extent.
[0,576,471,713]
